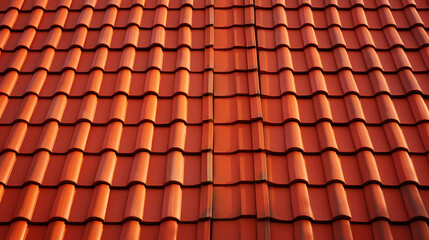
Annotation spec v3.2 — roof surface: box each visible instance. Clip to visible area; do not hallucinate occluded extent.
[0,0,429,239]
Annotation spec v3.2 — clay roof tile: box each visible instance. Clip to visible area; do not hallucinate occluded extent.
[0,0,428,238]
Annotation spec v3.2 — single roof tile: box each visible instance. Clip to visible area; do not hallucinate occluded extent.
[44,220,66,239]
[17,28,36,50]
[96,26,113,48]
[333,48,352,70]
[344,94,365,121]
[383,122,408,150]
[391,151,419,184]
[26,8,44,29]
[3,122,27,152]
[411,27,429,47]
[350,122,373,151]
[251,121,264,150]
[313,94,332,121]
[122,184,146,220]
[363,184,390,220]
[179,6,192,26]
[404,6,425,26]
[58,151,83,183]
[127,151,149,184]
[62,48,81,71]
[68,122,91,151]
[316,122,338,150]
[304,47,322,70]
[93,151,116,184]
[282,95,300,121]
[276,47,293,71]
[378,7,396,26]
[361,48,383,70]
[309,70,328,94]
[299,6,314,26]
[409,220,429,239]
[49,184,75,220]
[321,151,345,182]
[7,0,24,9]
[408,94,429,122]
[215,8,245,27]
[118,47,135,70]
[272,6,287,27]
[291,183,313,219]
[86,184,110,220]
[176,47,190,70]
[376,94,399,122]
[102,122,123,151]
[4,221,27,240]
[326,6,341,26]
[284,122,304,151]
[355,151,381,184]
[177,26,191,48]
[168,122,187,151]
[327,182,352,218]
[15,184,39,220]
[165,151,185,184]
[135,122,154,151]
[37,122,59,152]
[0,151,16,185]
[158,221,178,240]
[6,48,27,72]
[0,9,19,28]
[77,7,93,27]
[161,184,182,220]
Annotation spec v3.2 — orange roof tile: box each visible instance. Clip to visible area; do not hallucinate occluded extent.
[0,0,429,239]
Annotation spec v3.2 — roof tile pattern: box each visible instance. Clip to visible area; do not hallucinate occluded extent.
[0,0,428,239]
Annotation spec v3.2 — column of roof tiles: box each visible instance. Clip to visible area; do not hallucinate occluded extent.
[373,1,428,238]
[258,1,329,238]
[399,1,429,237]
[352,2,428,238]
[254,0,429,240]
[0,0,215,239]
[0,0,51,238]
[213,0,275,239]
[324,2,380,239]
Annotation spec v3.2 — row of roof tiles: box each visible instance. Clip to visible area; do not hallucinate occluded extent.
[1,219,428,240]
[0,48,211,73]
[0,48,427,73]
[1,28,429,51]
[0,182,428,222]
[1,151,428,187]
[0,94,428,124]
[0,122,427,154]
[0,0,428,11]
[1,7,428,30]
[1,71,427,97]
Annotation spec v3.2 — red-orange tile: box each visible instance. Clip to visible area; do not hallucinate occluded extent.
[213,184,256,218]
[214,124,253,152]
[0,1,429,239]
[214,97,251,123]
[213,153,255,184]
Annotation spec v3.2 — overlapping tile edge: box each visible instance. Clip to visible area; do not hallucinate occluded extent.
[0,0,428,239]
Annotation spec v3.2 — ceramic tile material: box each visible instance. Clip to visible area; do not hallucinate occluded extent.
[0,0,428,239]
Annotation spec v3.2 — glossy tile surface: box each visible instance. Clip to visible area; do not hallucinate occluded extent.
[0,0,428,239]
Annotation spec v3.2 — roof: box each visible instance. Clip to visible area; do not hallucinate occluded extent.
[0,0,428,239]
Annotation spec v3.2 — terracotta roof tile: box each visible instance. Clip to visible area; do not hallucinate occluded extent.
[0,0,429,239]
